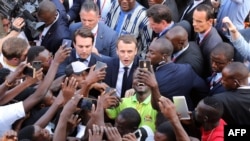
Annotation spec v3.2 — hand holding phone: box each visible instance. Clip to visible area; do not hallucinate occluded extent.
[23,66,35,78]
[32,61,42,71]
[139,60,151,72]
[95,61,107,70]
[62,39,72,48]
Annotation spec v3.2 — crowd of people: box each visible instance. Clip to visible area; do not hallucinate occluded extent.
[0,0,250,140]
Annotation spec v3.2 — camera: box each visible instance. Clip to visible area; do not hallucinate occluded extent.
[77,98,97,111]
[0,0,45,38]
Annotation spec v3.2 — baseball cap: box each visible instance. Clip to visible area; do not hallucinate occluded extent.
[65,61,90,76]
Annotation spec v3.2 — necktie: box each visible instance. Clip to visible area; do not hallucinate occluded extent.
[121,67,128,98]
[78,58,87,62]
[196,36,200,45]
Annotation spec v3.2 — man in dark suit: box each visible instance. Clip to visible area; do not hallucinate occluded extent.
[69,1,118,59]
[207,42,234,95]
[56,27,102,78]
[104,35,140,98]
[166,26,204,77]
[193,4,222,77]
[37,0,71,55]
[146,38,209,110]
[146,4,175,40]
[179,0,211,40]
[212,62,250,125]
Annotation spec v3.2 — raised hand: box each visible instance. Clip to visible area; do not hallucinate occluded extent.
[88,124,104,141]
[158,96,178,121]
[85,65,107,85]
[53,46,72,64]
[104,127,122,141]
[62,77,78,103]
[1,130,18,141]
[122,133,137,141]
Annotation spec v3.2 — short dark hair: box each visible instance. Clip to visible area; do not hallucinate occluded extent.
[119,108,141,128]
[73,27,95,44]
[195,4,214,20]
[80,0,100,15]
[27,46,46,63]
[202,96,223,122]
[146,4,172,23]
[116,34,137,48]
[157,121,176,141]
[18,125,35,140]
[2,37,28,60]
[224,62,249,80]
[211,42,234,61]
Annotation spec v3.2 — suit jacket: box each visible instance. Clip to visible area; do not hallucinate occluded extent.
[41,11,71,55]
[199,27,223,77]
[164,0,179,22]
[103,56,140,97]
[56,49,102,78]
[67,0,86,22]
[155,63,209,110]
[69,22,118,59]
[95,23,118,58]
[206,75,226,96]
[213,88,250,125]
[174,41,204,77]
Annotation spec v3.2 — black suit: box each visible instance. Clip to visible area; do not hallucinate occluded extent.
[173,41,204,77]
[103,56,140,97]
[41,11,71,55]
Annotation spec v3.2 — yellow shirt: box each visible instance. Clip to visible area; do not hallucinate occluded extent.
[106,94,157,131]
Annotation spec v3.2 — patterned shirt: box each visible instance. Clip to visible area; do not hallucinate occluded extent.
[105,1,152,58]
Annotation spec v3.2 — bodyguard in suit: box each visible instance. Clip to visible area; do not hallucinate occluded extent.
[166,26,204,77]
[36,0,71,55]
[56,27,102,78]
[69,1,118,59]
[193,4,222,77]
[104,35,140,98]
[207,42,234,95]
[146,38,209,110]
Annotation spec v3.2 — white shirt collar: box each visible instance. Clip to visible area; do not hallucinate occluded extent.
[119,60,133,69]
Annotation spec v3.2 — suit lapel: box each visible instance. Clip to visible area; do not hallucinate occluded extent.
[111,58,120,87]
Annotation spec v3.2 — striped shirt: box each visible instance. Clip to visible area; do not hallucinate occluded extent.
[105,1,152,58]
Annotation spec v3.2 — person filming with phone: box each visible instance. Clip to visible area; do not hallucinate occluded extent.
[56,27,104,78]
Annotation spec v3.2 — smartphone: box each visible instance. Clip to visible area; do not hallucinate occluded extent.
[62,39,72,48]
[32,61,42,71]
[95,61,107,70]
[173,96,191,120]
[23,66,35,78]
[139,60,151,71]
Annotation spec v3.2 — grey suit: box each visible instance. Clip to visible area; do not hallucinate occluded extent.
[164,0,179,22]
[198,27,222,77]
[69,22,118,59]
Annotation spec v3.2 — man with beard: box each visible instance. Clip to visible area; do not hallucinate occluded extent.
[105,68,158,132]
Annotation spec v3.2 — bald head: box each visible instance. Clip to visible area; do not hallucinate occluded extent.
[38,0,57,14]
[224,62,249,80]
[37,0,57,25]
[167,26,188,39]
[151,38,173,56]
[166,26,188,52]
